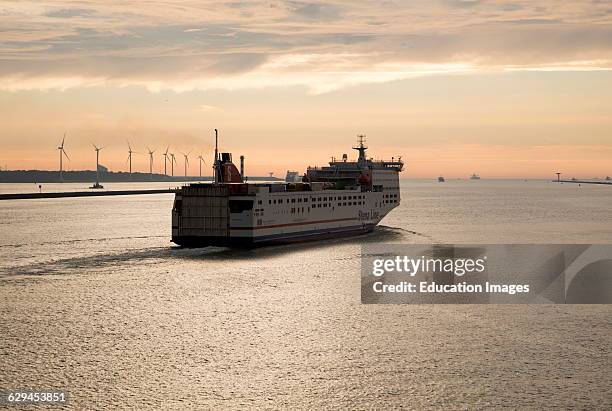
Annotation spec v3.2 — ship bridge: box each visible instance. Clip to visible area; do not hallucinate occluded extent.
[305,135,403,190]
[326,158,404,171]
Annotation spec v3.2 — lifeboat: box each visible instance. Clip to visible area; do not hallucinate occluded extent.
[358,173,371,185]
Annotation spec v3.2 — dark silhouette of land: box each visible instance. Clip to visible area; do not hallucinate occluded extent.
[0,170,281,183]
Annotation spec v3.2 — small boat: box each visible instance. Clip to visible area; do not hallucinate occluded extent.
[470,174,480,180]
[438,176,445,182]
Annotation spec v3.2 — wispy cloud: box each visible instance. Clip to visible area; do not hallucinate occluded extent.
[289,1,344,20]
[0,0,611,93]
[44,8,97,18]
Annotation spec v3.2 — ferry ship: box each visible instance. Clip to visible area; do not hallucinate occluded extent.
[171,131,403,247]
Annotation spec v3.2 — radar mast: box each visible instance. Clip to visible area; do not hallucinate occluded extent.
[353,134,367,163]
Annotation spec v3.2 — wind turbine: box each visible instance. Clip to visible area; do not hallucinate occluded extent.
[162,146,170,176]
[169,153,176,176]
[57,133,69,182]
[181,151,190,179]
[147,147,156,179]
[91,143,104,189]
[127,141,136,180]
[197,154,206,179]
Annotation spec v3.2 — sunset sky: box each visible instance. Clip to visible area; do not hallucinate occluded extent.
[0,1,611,178]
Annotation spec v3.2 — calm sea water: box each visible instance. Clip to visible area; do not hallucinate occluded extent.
[1,180,610,409]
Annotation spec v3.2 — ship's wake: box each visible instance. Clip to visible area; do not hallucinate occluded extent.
[0,226,432,279]
[0,244,227,279]
[0,235,169,249]
[377,225,436,241]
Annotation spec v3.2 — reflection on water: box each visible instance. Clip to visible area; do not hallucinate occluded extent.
[0,180,611,409]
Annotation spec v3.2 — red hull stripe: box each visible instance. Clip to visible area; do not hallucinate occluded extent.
[231,217,359,230]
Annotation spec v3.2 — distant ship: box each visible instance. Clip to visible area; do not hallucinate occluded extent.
[171,133,403,247]
[438,176,445,182]
[285,171,301,183]
[470,174,480,180]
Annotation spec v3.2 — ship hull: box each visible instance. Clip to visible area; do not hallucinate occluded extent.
[172,223,376,248]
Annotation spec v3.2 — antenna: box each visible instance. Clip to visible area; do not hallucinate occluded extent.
[353,134,368,163]
[357,134,366,147]
[214,129,219,183]
[240,155,245,180]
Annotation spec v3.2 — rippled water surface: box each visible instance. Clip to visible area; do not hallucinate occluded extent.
[1,180,611,409]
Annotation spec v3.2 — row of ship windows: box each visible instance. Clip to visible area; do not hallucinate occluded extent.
[291,200,383,212]
[384,194,399,198]
[254,199,398,216]
[338,201,364,207]
[258,194,367,206]
[312,201,364,208]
